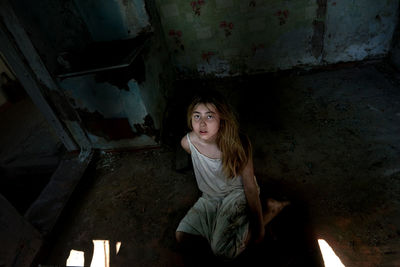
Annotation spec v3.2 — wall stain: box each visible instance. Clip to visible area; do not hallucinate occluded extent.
[77,109,137,140]
[311,0,327,59]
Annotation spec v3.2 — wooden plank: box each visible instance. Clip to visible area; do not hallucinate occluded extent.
[0,194,42,267]
[24,152,93,237]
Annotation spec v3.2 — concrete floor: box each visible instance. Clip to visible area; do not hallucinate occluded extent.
[33,61,400,266]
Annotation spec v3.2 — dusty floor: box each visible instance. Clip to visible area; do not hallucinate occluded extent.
[34,61,400,266]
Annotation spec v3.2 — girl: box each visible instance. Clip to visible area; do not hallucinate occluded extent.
[176,90,289,261]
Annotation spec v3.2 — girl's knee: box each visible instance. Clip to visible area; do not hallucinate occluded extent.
[210,239,237,259]
[210,229,248,259]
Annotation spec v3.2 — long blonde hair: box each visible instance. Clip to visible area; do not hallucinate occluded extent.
[187,90,252,178]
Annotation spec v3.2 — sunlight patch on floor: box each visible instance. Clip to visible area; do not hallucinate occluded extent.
[66,249,84,266]
[90,240,110,267]
[318,239,345,267]
[66,240,122,267]
[116,241,122,255]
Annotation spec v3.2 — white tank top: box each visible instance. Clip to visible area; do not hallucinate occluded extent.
[187,134,243,198]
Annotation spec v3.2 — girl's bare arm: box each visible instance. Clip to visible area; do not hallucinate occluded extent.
[181,134,191,154]
[242,158,265,244]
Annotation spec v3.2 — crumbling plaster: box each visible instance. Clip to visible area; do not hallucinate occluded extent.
[59,76,157,149]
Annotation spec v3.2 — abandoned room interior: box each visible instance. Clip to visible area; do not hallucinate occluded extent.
[0,0,399,266]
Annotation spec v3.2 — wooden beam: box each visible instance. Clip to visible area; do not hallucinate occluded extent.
[0,0,89,151]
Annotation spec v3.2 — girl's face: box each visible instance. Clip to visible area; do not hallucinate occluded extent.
[191,103,220,143]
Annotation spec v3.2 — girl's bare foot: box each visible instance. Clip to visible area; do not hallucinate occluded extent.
[263,198,290,226]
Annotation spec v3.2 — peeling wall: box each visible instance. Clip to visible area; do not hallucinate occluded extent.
[59,74,157,149]
[73,0,150,42]
[155,0,399,77]
[8,0,173,149]
[57,40,173,150]
[55,0,174,149]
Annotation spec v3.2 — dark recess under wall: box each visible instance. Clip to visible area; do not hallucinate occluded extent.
[0,169,54,214]
[94,57,146,90]
[56,33,152,80]
[77,109,137,141]
[77,109,159,142]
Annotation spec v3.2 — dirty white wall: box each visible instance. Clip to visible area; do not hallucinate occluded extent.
[155,0,399,77]
[323,0,398,63]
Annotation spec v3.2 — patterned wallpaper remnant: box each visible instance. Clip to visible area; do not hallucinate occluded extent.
[274,9,289,25]
[201,51,215,63]
[156,0,399,77]
[219,21,234,37]
[191,0,205,16]
[168,29,184,52]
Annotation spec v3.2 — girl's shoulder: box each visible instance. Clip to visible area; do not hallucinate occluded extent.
[181,132,192,154]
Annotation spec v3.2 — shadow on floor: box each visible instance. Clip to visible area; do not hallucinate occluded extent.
[0,96,64,214]
[178,199,324,267]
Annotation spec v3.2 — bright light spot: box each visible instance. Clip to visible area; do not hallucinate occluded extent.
[318,239,345,267]
[66,240,121,267]
[90,240,110,267]
[66,249,84,266]
[116,242,122,255]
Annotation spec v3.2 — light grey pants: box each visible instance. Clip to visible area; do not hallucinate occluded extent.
[176,189,249,259]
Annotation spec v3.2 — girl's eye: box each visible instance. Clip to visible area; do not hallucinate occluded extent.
[207,115,213,119]
[193,114,200,120]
